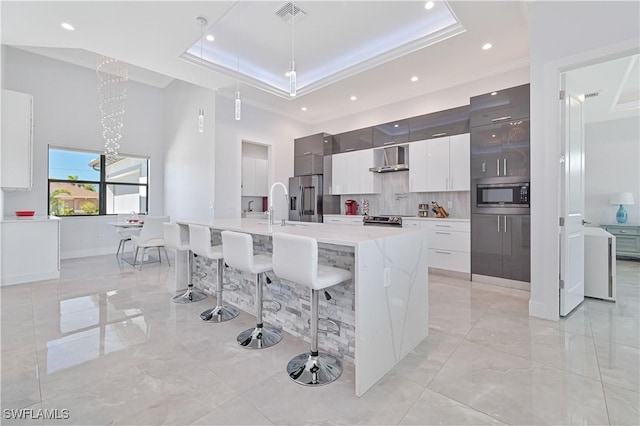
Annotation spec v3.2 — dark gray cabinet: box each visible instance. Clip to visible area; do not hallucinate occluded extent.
[470,118,530,178]
[373,119,409,147]
[409,105,470,142]
[470,84,530,128]
[472,214,530,282]
[294,133,333,176]
[333,127,373,153]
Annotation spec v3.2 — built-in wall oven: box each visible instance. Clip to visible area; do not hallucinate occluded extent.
[472,181,530,215]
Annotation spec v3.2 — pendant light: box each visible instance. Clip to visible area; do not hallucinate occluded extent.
[289,0,297,97]
[196,16,207,132]
[235,2,242,120]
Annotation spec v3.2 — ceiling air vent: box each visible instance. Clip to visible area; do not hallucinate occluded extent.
[275,2,307,23]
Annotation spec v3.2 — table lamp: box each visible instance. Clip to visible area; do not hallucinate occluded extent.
[609,192,634,224]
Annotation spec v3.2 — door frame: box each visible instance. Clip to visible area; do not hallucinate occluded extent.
[530,38,639,321]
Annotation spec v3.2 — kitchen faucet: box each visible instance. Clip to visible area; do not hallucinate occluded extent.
[268,182,288,226]
[247,200,254,212]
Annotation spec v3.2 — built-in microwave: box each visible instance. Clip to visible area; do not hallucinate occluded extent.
[473,181,530,214]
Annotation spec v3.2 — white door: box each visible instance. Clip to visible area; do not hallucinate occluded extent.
[559,77,586,317]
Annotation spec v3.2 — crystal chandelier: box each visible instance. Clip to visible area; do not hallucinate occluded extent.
[235,3,242,120]
[96,55,128,164]
[289,0,297,97]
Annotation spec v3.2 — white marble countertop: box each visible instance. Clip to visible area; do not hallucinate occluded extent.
[1,215,61,223]
[177,218,419,247]
[323,214,469,223]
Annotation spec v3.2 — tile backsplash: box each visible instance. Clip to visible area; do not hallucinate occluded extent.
[338,171,470,218]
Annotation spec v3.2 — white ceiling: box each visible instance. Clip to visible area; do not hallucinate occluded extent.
[3,1,635,125]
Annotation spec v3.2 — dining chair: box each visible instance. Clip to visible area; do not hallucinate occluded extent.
[115,213,141,259]
[131,215,171,270]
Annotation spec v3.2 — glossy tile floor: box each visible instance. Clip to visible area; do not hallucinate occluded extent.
[1,256,638,425]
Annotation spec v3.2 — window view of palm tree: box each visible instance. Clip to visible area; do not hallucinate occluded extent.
[48,147,149,216]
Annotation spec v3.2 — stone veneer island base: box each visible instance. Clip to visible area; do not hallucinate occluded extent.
[174,218,428,396]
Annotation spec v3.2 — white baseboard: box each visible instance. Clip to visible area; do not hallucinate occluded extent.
[528,300,547,319]
[1,271,60,286]
[61,247,118,259]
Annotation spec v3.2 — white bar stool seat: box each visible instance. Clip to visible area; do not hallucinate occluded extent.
[272,232,351,386]
[222,230,282,349]
[189,224,239,322]
[164,223,207,303]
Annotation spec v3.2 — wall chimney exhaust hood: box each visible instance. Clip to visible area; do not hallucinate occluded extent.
[369,145,409,173]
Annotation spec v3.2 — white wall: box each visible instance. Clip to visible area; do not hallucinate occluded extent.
[529,1,640,319]
[214,94,312,219]
[312,67,529,134]
[163,79,216,222]
[585,116,640,225]
[2,47,166,258]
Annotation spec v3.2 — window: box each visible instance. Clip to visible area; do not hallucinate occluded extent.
[48,147,149,216]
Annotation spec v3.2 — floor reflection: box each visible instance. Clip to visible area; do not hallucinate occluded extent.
[44,290,149,374]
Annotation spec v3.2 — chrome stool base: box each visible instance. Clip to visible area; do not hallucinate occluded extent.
[237,325,282,349]
[172,287,208,304]
[287,352,343,386]
[200,305,239,322]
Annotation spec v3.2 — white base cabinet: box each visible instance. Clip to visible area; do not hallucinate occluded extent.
[403,218,470,273]
[1,90,34,190]
[323,215,364,226]
[1,217,61,286]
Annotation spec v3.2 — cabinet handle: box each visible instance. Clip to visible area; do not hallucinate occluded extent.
[497,159,500,176]
[619,230,626,233]
[504,215,507,233]
[503,158,507,176]
[432,132,447,137]
[435,251,452,255]
[482,162,486,173]
[435,224,451,228]
[497,215,500,233]
[608,237,613,297]
[304,151,312,155]
[383,141,395,145]
[435,232,451,235]
[491,116,512,122]
[345,148,355,152]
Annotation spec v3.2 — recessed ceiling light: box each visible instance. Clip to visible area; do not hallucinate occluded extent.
[424,1,435,10]
[301,107,307,111]
[394,124,399,128]
[410,76,419,82]
[482,43,492,50]
[492,134,496,137]
[61,22,75,31]
[491,91,497,96]
[205,34,214,42]
[350,96,357,101]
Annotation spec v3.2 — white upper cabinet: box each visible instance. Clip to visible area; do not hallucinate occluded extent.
[426,137,450,192]
[409,139,428,192]
[449,133,470,191]
[409,133,470,192]
[242,157,268,196]
[1,90,34,190]
[331,149,380,195]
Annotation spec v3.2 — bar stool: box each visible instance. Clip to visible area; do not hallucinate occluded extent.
[189,224,240,322]
[272,233,351,386]
[164,223,207,303]
[221,230,282,349]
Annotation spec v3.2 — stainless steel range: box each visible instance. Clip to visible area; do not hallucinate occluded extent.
[362,215,406,227]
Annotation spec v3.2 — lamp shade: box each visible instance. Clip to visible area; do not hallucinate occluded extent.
[610,192,635,205]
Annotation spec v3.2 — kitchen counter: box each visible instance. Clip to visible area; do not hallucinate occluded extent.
[1,215,61,285]
[175,218,428,396]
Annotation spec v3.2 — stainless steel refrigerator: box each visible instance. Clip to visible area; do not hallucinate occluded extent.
[288,175,323,222]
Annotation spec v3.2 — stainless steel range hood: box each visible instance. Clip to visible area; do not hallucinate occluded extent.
[369,145,409,173]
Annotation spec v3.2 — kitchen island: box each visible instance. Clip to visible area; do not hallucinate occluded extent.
[175,218,428,396]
